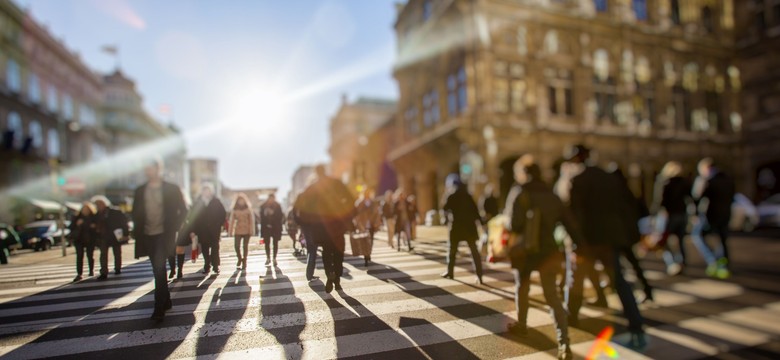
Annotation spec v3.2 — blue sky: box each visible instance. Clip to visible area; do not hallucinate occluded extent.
[18,0,400,200]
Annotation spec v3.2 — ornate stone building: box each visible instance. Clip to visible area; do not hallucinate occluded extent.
[735,0,780,202]
[391,0,743,213]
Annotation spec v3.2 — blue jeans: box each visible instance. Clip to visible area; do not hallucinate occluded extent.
[690,215,729,266]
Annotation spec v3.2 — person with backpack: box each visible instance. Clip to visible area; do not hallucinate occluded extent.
[504,155,578,360]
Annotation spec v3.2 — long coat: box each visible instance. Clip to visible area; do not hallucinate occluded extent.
[442,185,481,242]
[95,208,129,246]
[132,182,187,258]
[185,198,227,245]
[260,201,284,238]
[569,166,633,248]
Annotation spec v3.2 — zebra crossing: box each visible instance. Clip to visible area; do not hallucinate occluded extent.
[0,237,778,359]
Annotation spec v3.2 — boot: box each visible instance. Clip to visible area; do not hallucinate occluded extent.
[176,254,185,280]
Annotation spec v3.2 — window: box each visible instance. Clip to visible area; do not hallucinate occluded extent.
[29,121,42,148]
[594,77,617,123]
[494,62,528,115]
[405,106,419,137]
[594,0,608,12]
[6,59,21,93]
[671,0,681,25]
[457,67,467,113]
[47,85,58,113]
[548,70,574,118]
[757,0,767,33]
[594,49,610,82]
[633,0,648,21]
[672,86,692,131]
[28,72,40,104]
[701,6,714,33]
[7,112,22,148]
[423,89,440,127]
[422,0,432,21]
[63,95,74,120]
[447,75,458,116]
[47,128,60,158]
[705,91,723,132]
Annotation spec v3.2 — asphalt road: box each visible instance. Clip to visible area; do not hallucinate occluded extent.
[0,227,778,359]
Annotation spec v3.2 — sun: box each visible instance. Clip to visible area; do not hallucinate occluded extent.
[226,86,294,138]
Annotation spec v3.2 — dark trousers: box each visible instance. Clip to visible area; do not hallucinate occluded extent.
[303,227,319,280]
[566,245,644,333]
[201,239,220,271]
[264,234,281,260]
[147,234,171,311]
[514,253,569,347]
[665,213,689,266]
[234,235,251,265]
[319,227,345,283]
[99,241,121,275]
[75,242,95,276]
[0,245,6,265]
[446,238,483,278]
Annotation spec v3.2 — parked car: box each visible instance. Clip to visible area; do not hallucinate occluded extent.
[731,193,759,232]
[19,220,71,251]
[757,194,780,228]
[0,223,22,253]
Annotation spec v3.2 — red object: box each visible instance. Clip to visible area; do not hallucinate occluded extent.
[259,238,265,245]
[191,247,199,263]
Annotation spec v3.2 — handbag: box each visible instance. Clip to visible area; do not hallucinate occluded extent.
[509,191,541,261]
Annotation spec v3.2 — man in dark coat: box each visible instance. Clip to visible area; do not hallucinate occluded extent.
[184,184,226,275]
[560,145,645,349]
[260,193,284,266]
[504,156,578,360]
[441,174,483,284]
[132,159,187,322]
[306,165,354,293]
[293,183,320,282]
[92,196,128,280]
[691,158,736,279]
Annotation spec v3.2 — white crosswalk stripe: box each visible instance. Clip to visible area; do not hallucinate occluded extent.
[0,238,776,360]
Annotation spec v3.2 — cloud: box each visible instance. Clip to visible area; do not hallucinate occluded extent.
[91,0,146,30]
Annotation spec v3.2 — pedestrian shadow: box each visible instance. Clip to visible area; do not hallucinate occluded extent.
[259,265,305,359]
[195,269,251,357]
[0,260,219,359]
[309,284,427,359]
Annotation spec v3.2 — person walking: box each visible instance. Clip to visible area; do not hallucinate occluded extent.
[306,165,354,293]
[394,189,414,252]
[441,174,483,284]
[229,193,255,271]
[93,196,128,281]
[70,202,97,282]
[260,193,284,266]
[286,208,301,256]
[185,184,226,275]
[132,158,187,322]
[380,190,396,249]
[560,144,646,349]
[691,158,736,279]
[652,161,692,275]
[504,156,577,360]
[293,177,321,282]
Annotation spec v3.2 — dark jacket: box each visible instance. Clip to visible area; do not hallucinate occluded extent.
[69,213,97,246]
[569,166,632,247]
[306,176,355,243]
[381,199,395,220]
[504,179,581,257]
[442,185,481,242]
[95,207,129,246]
[654,176,692,216]
[699,171,736,225]
[479,194,499,224]
[132,182,187,258]
[184,198,227,245]
[260,201,284,238]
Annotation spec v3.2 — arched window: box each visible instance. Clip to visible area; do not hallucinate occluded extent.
[671,0,681,25]
[6,59,21,93]
[7,112,22,148]
[594,49,610,82]
[28,72,41,103]
[47,128,60,158]
[701,6,714,33]
[29,120,42,148]
[47,84,58,113]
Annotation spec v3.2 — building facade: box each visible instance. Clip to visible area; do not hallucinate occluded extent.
[735,0,780,202]
[328,95,397,194]
[0,0,104,223]
[391,0,743,214]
